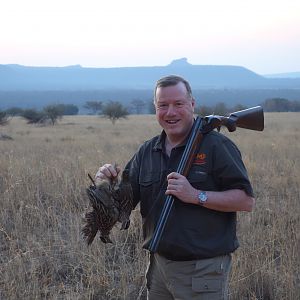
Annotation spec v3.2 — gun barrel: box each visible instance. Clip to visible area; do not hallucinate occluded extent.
[148,117,204,253]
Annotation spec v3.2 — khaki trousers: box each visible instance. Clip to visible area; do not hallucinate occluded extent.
[146,253,232,300]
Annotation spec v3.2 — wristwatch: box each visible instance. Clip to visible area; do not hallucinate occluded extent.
[197,191,208,205]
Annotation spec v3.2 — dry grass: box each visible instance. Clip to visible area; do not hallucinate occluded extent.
[0,113,299,299]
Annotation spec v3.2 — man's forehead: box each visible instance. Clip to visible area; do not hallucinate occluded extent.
[156,82,189,98]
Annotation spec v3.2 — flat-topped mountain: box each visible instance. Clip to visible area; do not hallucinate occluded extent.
[1,58,299,90]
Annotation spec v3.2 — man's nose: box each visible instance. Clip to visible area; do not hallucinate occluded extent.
[166,105,176,115]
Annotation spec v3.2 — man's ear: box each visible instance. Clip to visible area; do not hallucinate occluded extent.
[191,98,195,109]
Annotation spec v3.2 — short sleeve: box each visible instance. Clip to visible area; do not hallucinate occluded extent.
[212,137,254,197]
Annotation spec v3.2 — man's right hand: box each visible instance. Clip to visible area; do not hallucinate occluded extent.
[95,163,121,181]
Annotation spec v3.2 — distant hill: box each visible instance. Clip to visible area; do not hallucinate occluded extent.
[264,71,300,78]
[1,58,300,112]
[1,58,300,91]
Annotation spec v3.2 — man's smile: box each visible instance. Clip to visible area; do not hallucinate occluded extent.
[165,119,180,124]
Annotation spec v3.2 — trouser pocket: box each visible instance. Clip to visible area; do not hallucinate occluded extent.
[192,255,232,299]
[192,277,222,292]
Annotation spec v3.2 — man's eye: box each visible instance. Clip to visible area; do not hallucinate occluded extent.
[158,104,168,109]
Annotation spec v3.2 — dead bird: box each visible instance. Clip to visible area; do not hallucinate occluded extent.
[82,170,133,245]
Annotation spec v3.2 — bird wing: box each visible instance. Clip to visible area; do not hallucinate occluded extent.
[115,169,134,229]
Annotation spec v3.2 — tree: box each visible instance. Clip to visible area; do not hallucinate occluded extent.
[56,104,79,115]
[130,99,146,114]
[213,102,229,115]
[231,104,247,112]
[290,100,300,112]
[5,107,24,116]
[84,101,103,114]
[263,98,291,112]
[195,105,213,116]
[21,109,47,124]
[0,110,10,126]
[43,105,64,125]
[148,99,156,114]
[102,101,129,124]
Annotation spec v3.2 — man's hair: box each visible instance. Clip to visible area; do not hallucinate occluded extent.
[154,75,193,102]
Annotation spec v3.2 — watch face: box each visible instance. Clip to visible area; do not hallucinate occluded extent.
[198,191,207,203]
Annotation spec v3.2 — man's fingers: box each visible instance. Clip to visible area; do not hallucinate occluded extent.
[168,179,178,185]
[115,165,121,174]
[95,163,120,179]
[165,187,178,196]
[105,164,119,177]
[167,172,181,180]
[167,182,176,188]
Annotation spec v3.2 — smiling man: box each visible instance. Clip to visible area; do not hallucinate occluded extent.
[96,75,255,299]
[154,76,195,156]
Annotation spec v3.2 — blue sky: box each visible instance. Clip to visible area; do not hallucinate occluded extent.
[1,0,299,74]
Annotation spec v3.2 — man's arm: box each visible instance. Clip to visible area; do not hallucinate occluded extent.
[166,172,255,212]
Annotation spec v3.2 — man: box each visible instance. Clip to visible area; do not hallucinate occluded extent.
[96,75,255,299]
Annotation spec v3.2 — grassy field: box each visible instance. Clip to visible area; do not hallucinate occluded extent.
[0,113,299,299]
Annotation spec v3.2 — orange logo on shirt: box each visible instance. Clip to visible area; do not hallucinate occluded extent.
[194,153,206,165]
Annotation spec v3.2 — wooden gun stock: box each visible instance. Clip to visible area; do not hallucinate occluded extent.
[204,106,264,133]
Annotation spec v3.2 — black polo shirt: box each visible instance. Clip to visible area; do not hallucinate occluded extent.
[125,128,253,261]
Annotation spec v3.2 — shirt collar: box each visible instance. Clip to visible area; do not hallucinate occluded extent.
[153,130,166,151]
[153,120,196,152]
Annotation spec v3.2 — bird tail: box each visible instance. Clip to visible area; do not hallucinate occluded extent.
[82,211,98,246]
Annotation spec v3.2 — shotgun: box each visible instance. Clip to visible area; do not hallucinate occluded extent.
[148,106,264,253]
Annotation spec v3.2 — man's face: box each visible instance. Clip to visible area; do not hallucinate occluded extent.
[155,82,195,142]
